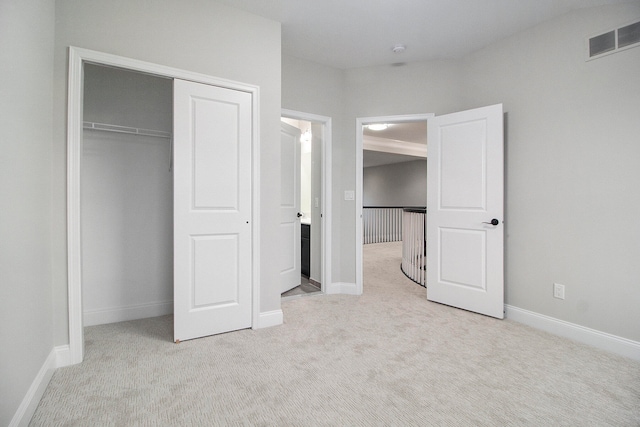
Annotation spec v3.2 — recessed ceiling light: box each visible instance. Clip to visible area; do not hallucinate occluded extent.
[368,123,389,131]
[392,44,406,53]
[300,129,311,143]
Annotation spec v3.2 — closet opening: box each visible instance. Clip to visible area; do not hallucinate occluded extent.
[68,47,262,365]
[81,63,174,333]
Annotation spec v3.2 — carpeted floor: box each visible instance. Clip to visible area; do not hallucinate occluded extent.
[30,242,640,426]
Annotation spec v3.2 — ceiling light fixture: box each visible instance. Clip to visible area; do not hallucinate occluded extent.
[392,44,406,53]
[368,123,389,131]
[300,129,312,143]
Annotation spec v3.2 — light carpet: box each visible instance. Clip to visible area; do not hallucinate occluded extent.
[31,242,640,426]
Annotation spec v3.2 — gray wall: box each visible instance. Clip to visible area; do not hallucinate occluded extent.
[52,0,281,345]
[282,54,347,283]
[461,2,640,341]
[341,60,464,282]
[283,57,463,282]
[363,160,427,207]
[282,3,640,342]
[0,0,55,424]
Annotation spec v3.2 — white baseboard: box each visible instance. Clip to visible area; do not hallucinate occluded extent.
[54,345,73,368]
[9,349,57,427]
[255,309,283,329]
[325,282,359,295]
[505,305,640,361]
[83,300,173,326]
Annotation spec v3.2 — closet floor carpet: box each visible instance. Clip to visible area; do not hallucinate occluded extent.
[30,242,640,426]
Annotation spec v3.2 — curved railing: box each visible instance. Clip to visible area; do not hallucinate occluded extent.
[401,208,426,287]
[362,207,403,244]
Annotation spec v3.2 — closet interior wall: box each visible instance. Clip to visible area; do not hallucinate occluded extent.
[82,64,173,326]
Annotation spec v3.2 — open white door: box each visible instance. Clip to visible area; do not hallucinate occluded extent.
[173,79,252,342]
[426,104,504,319]
[280,122,302,293]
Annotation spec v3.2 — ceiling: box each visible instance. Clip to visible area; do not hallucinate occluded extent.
[216,0,625,69]
[363,150,425,168]
[364,122,427,145]
[257,0,623,166]
[363,121,427,167]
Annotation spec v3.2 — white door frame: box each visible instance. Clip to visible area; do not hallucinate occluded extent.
[281,109,332,293]
[355,113,434,294]
[66,46,261,365]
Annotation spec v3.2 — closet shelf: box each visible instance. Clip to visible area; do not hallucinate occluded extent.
[83,121,172,139]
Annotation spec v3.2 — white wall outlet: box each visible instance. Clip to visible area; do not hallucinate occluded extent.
[553,283,565,300]
[344,190,355,201]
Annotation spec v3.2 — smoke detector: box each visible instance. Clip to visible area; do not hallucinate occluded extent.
[392,44,406,53]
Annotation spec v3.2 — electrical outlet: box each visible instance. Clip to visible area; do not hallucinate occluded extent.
[553,283,565,300]
[344,190,355,201]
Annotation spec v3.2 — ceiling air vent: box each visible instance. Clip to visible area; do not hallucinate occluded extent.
[587,19,640,60]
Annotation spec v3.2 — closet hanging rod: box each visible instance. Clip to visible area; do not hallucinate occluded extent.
[83,121,172,139]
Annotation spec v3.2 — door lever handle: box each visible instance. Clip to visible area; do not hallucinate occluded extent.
[297,212,303,218]
[483,219,499,226]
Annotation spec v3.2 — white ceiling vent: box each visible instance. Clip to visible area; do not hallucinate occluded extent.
[587,19,640,60]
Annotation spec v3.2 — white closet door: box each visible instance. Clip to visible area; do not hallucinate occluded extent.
[173,79,252,342]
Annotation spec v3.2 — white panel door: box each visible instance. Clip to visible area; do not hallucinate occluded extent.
[173,79,252,342]
[280,122,302,293]
[426,104,504,319]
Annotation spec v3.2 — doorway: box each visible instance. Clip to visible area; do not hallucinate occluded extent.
[355,106,505,318]
[355,114,433,295]
[67,47,261,365]
[280,109,332,299]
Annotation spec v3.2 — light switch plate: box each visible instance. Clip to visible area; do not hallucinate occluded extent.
[344,190,355,201]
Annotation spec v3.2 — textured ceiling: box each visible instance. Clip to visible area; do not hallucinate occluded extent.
[216,0,626,69]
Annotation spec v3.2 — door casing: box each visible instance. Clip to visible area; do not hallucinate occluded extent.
[66,47,261,365]
[281,109,332,295]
